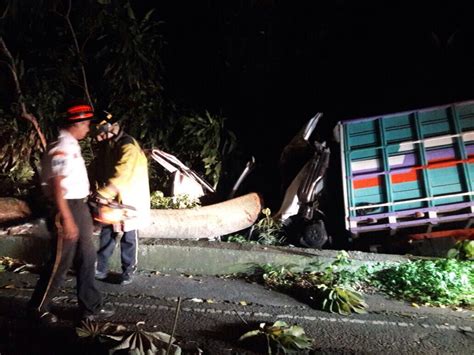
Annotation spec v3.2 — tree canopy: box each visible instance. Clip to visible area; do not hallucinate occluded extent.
[0,0,237,200]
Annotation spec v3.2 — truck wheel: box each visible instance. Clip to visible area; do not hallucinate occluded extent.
[298,219,328,249]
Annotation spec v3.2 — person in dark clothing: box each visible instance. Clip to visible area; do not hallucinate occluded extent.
[28,99,114,324]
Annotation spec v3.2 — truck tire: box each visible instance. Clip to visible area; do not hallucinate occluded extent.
[284,215,329,249]
[298,219,328,249]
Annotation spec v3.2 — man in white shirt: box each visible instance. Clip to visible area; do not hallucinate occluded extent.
[28,99,114,324]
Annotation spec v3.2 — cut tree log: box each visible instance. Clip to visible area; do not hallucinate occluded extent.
[0,198,32,224]
[1,193,263,239]
[142,193,263,239]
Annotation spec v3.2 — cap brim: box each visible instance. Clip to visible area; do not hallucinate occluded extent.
[76,117,95,123]
[61,116,95,124]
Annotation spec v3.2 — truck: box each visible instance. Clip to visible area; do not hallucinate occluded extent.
[336,100,474,242]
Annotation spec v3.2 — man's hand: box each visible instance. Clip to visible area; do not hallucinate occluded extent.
[91,191,112,206]
[97,184,119,201]
[61,216,79,240]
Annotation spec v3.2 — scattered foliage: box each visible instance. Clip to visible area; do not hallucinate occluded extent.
[76,319,125,342]
[447,240,474,261]
[318,284,368,315]
[76,320,182,355]
[243,250,474,312]
[249,208,285,245]
[106,321,181,355]
[239,320,313,354]
[247,253,368,315]
[223,208,285,246]
[224,233,258,244]
[150,190,201,209]
[248,253,474,311]
[0,256,33,273]
[372,258,474,308]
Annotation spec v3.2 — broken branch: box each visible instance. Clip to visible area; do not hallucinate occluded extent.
[0,37,47,151]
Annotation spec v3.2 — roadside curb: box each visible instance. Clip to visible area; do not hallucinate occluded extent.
[135,239,416,275]
[0,230,419,276]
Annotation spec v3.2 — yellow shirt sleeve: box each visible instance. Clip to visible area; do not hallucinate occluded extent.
[98,142,140,199]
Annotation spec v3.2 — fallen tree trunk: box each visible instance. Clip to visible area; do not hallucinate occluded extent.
[0,198,32,224]
[141,193,263,239]
[1,193,263,239]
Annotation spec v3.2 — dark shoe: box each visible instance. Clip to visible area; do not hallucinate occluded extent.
[95,270,108,280]
[82,306,115,322]
[120,273,133,285]
[29,310,58,325]
[40,311,59,325]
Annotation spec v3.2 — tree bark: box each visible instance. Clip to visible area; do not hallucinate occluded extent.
[1,193,263,239]
[142,193,263,239]
[0,198,32,224]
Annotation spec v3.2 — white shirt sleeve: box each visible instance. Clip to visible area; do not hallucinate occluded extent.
[50,149,69,177]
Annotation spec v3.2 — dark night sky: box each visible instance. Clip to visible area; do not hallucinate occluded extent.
[4,1,471,209]
[150,1,474,207]
[156,1,474,143]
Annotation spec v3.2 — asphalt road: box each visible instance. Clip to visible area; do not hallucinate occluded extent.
[0,270,473,354]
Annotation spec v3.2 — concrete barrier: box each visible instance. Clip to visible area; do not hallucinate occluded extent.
[0,229,417,276]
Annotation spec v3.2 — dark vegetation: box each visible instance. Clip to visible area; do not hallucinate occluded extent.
[0,0,239,211]
[1,0,474,239]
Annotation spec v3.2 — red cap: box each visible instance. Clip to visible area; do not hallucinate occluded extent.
[65,104,94,122]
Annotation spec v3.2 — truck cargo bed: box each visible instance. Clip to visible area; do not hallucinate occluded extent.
[338,100,474,237]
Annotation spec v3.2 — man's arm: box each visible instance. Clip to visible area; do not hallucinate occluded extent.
[51,175,78,240]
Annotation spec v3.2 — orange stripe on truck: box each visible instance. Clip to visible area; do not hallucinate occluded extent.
[353,157,474,189]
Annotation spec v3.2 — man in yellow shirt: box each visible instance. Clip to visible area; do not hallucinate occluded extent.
[89,113,150,285]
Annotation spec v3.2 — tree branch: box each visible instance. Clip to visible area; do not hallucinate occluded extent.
[0,37,47,151]
[56,0,94,109]
[0,1,10,19]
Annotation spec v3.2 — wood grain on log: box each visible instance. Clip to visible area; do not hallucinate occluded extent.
[142,193,263,239]
[1,193,263,239]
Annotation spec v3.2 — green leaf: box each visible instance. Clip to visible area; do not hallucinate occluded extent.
[272,320,288,328]
[239,321,313,353]
[284,325,306,338]
[238,329,262,341]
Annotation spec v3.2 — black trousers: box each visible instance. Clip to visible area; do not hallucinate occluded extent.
[29,199,102,316]
[96,226,138,275]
